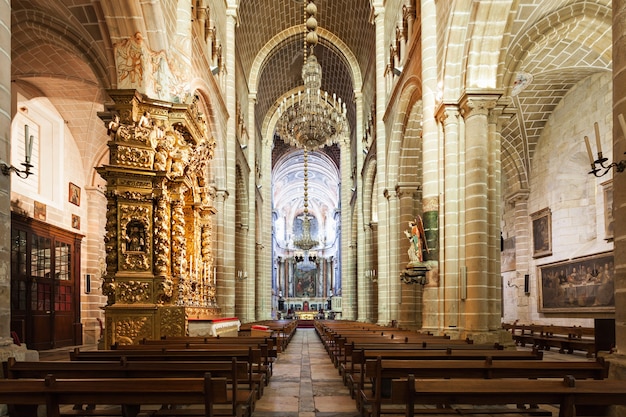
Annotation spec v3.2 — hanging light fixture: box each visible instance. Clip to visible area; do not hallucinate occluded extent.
[277,1,345,255]
[293,148,318,252]
[276,0,347,151]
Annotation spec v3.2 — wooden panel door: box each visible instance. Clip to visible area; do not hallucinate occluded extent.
[10,214,82,350]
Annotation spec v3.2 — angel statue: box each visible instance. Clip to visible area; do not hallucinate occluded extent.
[404,215,428,264]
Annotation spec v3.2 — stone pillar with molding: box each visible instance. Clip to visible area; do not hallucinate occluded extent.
[97,90,219,346]
[0,0,36,364]
[458,92,504,343]
[608,0,626,382]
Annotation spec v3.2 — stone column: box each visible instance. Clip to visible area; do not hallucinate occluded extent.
[0,0,32,362]
[420,0,439,267]
[373,3,390,325]
[611,0,626,366]
[222,5,238,318]
[354,91,367,323]
[387,189,400,323]
[486,105,511,330]
[459,92,500,340]
[247,93,263,321]
[214,190,233,315]
[508,191,531,321]
[397,185,421,329]
[368,223,379,322]
[81,187,108,345]
[340,136,356,319]
[360,224,374,322]
[426,105,461,333]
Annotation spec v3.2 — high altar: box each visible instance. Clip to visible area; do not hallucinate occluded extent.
[97,90,229,346]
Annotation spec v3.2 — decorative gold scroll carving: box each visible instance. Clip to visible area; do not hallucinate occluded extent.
[114,316,152,346]
[160,307,186,337]
[111,145,154,169]
[117,280,152,304]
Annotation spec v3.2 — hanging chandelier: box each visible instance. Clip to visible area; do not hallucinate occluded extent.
[293,148,318,251]
[276,0,347,151]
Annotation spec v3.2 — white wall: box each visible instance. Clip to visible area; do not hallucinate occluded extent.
[502,71,613,325]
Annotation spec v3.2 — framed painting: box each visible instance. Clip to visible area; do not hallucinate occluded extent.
[501,236,516,272]
[538,252,614,313]
[34,201,46,221]
[69,182,81,206]
[531,208,552,258]
[71,214,80,230]
[602,180,614,241]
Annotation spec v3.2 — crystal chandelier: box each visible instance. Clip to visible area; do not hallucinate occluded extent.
[276,0,347,151]
[293,148,318,251]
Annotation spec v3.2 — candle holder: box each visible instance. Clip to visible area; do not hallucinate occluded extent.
[588,153,626,178]
[2,124,35,179]
[0,160,33,178]
[585,115,626,177]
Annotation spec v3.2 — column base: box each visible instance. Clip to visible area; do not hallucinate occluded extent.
[451,329,514,345]
[0,339,39,364]
[598,353,626,417]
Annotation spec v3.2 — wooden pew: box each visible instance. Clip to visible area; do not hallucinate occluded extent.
[354,348,543,362]
[1,373,243,417]
[5,356,262,403]
[533,325,596,357]
[391,375,626,417]
[132,337,278,377]
[239,320,298,350]
[70,347,271,388]
[334,340,503,375]
[358,357,609,417]
[504,323,597,357]
[343,348,543,402]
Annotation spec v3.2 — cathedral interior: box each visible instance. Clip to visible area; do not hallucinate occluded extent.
[2,0,626,377]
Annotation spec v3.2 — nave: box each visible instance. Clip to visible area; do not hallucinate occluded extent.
[249,327,587,417]
[33,327,593,417]
[252,328,357,417]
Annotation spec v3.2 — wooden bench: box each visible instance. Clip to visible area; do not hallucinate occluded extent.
[340,347,543,401]
[335,340,504,377]
[359,357,609,417]
[1,373,243,417]
[70,347,271,390]
[505,323,596,357]
[132,337,278,377]
[239,320,298,350]
[5,356,262,403]
[391,375,626,417]
[533,325,596,357]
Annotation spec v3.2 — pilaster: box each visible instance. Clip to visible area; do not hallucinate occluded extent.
[609,0,626,381]
[374,5,390,325]
[0,0,34,364]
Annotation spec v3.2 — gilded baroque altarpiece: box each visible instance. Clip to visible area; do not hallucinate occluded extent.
[97,90,218,346]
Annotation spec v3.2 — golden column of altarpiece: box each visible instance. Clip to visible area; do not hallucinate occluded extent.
[97,90,219,347]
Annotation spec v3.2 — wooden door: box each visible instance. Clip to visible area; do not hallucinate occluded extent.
[10,214,82,350]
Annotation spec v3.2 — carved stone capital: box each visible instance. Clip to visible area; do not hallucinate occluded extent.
[459,91,502,119]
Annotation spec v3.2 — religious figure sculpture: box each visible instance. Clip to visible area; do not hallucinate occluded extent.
[404,215,428,265]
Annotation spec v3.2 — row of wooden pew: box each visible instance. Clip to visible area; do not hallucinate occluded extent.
[502,322,597,357]
[315,320,623,417]
[1,319,298,417]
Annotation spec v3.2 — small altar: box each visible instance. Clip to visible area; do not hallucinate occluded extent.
[188,317,241,337]
[295,311,316,320]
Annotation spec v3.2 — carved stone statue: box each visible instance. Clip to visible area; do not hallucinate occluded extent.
[404,215,428,265]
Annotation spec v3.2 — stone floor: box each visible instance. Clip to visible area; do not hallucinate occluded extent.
[252,328,358,417]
